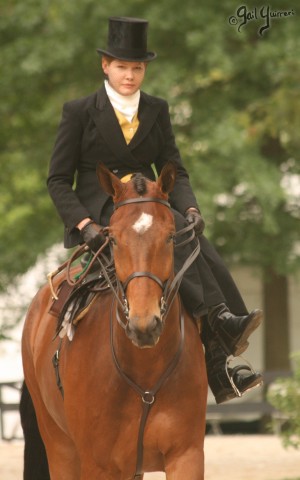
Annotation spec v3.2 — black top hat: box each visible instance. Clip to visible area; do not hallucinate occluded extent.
[97,16,156,62]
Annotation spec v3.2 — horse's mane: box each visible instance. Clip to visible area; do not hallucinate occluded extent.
[132,173,148,196]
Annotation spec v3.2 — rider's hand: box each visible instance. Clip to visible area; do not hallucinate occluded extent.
[185,208,205,236]
[81,221,106,252]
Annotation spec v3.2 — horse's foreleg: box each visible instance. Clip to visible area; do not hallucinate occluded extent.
[33,400,80,480]
[164,448,204,480]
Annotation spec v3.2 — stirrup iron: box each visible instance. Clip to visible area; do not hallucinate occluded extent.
[225,355,262,397]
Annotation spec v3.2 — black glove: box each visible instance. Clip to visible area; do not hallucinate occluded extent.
[185,208,205,236]
[81,221,106,252]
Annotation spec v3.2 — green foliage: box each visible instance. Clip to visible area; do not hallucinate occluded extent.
[0,0,299,290]
[145,0,300,275]
[267,353,300,449]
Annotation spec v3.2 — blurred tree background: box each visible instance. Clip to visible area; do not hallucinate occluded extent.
[0,0,299,369]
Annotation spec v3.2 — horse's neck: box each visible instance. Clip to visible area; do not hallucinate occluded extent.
[113,298,182,388]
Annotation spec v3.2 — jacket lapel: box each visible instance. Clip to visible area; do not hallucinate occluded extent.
[128,92,162,150]
[88,86,162,168]
[88,87,140,168]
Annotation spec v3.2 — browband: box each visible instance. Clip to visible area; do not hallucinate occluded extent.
[114,197,171,211]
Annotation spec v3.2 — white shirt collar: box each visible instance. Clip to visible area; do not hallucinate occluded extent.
[104,80,140,123]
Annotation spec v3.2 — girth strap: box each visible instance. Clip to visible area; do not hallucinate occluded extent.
[52,339,64,398]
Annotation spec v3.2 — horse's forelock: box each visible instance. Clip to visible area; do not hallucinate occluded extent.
[132,174,148,196]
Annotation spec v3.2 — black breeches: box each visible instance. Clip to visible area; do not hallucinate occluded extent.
[173,210,247,316]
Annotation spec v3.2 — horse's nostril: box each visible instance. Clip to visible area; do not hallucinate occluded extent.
[145,316,163,336]
[152,315,162,331]
[126,315,163,348]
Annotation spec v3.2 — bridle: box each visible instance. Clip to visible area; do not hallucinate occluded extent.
[107,196,201,329]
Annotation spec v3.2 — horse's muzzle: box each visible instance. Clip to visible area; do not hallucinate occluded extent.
[126,315,164,348]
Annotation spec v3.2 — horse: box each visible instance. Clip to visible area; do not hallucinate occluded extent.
[21,162,208,480]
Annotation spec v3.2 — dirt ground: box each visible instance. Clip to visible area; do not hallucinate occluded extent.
[1,434,299,480]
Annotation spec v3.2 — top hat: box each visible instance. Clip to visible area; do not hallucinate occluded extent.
[97,16,156,62]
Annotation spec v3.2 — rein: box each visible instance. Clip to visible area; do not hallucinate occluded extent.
[47,197,199,316]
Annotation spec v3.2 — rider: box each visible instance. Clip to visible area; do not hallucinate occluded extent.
[47,16,263,404]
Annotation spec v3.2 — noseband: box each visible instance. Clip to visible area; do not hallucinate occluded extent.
[110,196,200,329]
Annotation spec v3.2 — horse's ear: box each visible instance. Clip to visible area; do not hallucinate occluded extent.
[157,161,177,194]
[96,163,124,197]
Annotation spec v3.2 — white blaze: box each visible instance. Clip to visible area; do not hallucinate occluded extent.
[132,212,153,234]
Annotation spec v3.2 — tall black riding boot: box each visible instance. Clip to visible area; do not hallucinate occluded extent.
[202,323,263,404]
[207,303,262,357]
